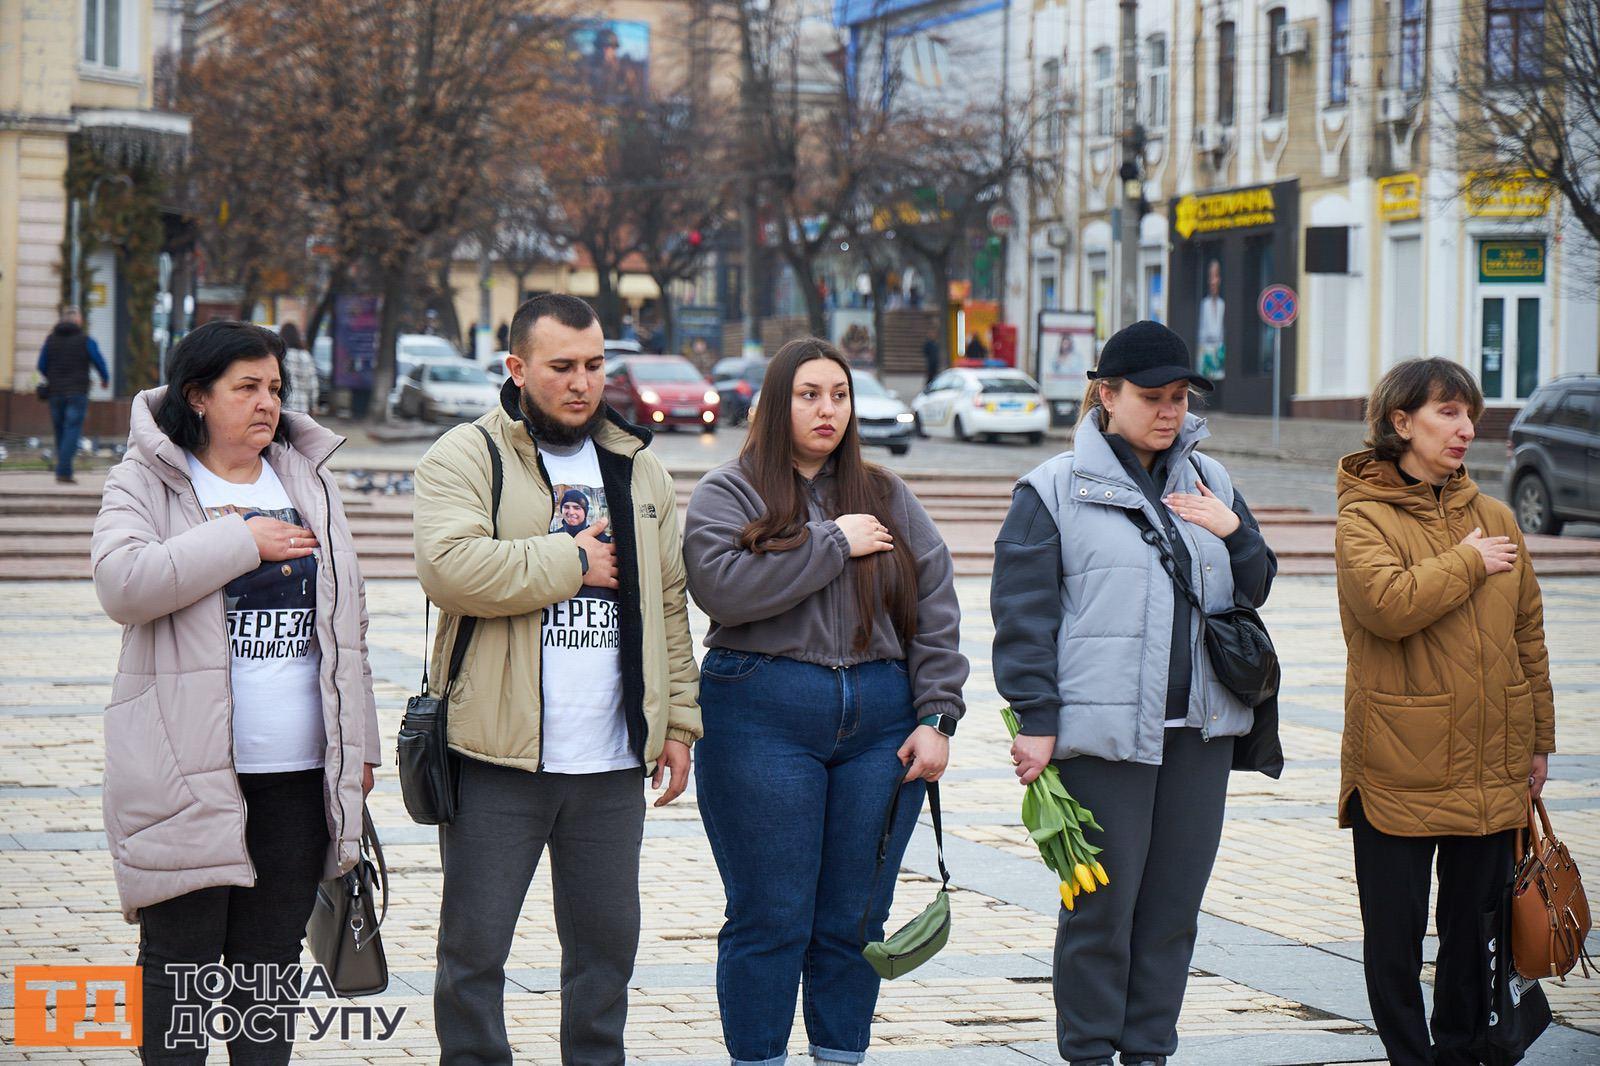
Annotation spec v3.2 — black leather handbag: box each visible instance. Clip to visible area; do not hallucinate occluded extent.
[1126,499,1280,709]
[396,425,501,826]
[305,806,389,997]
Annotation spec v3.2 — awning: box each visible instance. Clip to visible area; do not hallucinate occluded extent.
[74,108,191,171]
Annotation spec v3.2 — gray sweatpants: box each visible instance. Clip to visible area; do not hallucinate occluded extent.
[434,758,646,1066]
[1051,727,1234,1064]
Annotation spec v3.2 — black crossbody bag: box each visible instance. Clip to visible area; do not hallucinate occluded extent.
[397,425,502,825]
[1124,467,1280,708]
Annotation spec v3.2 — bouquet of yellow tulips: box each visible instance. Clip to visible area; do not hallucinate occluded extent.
[1000,706,1109,911]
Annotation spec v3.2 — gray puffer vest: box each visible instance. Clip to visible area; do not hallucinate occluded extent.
[1018,412,1254,764]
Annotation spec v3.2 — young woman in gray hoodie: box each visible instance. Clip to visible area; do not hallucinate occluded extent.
[684,337,969,1066]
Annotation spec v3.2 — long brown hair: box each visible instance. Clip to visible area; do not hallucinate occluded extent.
[739,338,919,650]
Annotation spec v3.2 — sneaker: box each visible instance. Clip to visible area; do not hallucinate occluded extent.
[1120,1057,1166,1066]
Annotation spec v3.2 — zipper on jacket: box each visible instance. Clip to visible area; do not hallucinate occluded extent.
[1442,482,1491,836]
[158,454,257,884]
[315,442,349,853]
[532,448,555,772]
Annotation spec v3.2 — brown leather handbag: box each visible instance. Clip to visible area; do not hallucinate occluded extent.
[1511,796,1592,980]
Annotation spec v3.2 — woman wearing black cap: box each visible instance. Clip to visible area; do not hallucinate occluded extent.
[990,320,1279,1066]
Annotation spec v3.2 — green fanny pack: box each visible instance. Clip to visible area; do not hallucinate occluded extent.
[860,778,952,980]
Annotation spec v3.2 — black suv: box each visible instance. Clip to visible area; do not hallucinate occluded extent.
[1504,374,1600,535]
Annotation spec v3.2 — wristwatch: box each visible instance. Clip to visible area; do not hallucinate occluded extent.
[576,546,590,575]
[919,713,958,737]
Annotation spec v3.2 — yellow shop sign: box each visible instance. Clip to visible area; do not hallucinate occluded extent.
[1465,170,1552,217]
[1378,174,1421,221]
[1174,186,1276,239]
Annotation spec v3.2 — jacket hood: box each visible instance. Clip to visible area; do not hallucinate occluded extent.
[52,321,85,337]
[496,376,651,454]
[126,387,345,493]
[1336,449,1480,518]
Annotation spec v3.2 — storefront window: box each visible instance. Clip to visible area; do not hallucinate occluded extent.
[1249,235,1276,375]
[1517,297,1540,398]
[1481,298,1505,397]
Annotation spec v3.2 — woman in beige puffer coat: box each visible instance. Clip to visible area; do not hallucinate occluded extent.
[1335,357,1555,1066]
[91,321,379,1063]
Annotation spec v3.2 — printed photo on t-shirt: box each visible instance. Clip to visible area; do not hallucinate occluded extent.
[544,482,620,650]
[203,503,319,661]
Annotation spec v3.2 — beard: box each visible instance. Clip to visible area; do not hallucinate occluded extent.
[519,389,606,446]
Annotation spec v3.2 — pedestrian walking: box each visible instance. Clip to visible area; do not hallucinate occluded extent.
[90,320,381,1062]
[1335,358,1556,1066]
[37,304,110,483]
[413,293,701,1066]
[683,336,969,1065]
[992,320,1279,1066]
[277,322,319,414]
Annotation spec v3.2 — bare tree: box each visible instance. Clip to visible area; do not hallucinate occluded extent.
[1447,0,1600,284]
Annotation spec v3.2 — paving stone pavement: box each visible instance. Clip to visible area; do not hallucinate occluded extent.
[2,576,1598,1064]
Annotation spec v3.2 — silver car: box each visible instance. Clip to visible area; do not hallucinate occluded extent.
[394,361,502,423]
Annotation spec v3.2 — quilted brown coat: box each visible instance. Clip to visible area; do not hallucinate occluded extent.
[1334,451,1555,838]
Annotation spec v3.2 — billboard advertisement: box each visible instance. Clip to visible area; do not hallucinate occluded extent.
[571,20,650,101]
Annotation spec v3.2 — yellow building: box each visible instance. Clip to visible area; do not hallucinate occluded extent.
[1,0,189,431]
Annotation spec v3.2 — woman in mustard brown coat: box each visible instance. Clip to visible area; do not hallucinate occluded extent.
[1335,358,1555,1066]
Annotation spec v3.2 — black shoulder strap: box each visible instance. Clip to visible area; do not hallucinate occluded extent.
[1125,505,1202,610]
[421,425,504,697]
[858,777,948,943]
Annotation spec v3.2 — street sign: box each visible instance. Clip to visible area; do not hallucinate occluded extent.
[987,204,1015,233]
[1258,284,1298,328]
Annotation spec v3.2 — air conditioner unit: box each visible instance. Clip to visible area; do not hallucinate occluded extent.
[1193,123,1230,155]
[1276,25,1310,56]
[1378,89,1413,123]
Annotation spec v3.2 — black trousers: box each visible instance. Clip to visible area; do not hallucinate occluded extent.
[137,770,329,1065]
[1349,792,1516,1066]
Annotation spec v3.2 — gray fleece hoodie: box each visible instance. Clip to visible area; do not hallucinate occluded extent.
[683,458,968,721]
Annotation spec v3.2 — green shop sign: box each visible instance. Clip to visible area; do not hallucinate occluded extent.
[1479,241,1545,283]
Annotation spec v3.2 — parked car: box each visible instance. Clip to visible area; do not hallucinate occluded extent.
[398,333,463,362]
[1505,374,1600,535]
[482,350,511,383]
[851,370,915,456]
[709,357,767,425]
[911,368,1049,443]
[394,361,502,423]
[387,352,463,419]
[604,356,720,432]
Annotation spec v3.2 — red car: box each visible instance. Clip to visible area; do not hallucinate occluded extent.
[604,356,721,433]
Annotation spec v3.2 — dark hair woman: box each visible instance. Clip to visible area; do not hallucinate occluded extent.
[92,320,380,1062]
[992,320,1279,1066]
[1336,357,1555,1064]
[683,337,969,1065]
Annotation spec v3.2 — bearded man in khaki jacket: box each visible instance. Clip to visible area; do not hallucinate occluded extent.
[413,293,701,1065]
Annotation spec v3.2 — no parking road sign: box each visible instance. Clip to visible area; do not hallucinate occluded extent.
[1258,284,1298,328]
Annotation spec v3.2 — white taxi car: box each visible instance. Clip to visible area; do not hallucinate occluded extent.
[911,368,1049,443]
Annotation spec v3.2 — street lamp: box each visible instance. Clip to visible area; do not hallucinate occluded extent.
[69,172,135,313]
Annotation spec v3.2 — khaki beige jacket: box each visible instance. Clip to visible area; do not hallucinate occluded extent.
[1335,451,1555,838]
[91,389,379,921]
[412,391,700,772]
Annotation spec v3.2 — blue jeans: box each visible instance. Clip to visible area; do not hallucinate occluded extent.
[49,393,88,479]
[695,652,925,1066]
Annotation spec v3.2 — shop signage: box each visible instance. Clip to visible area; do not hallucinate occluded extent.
[1378,174,1422,221]
[1174,185,1276,239]
[1479,240,1545,283]
[1465,170,1552,217]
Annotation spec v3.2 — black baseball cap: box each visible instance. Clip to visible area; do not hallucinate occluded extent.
[1086,320,1215,392]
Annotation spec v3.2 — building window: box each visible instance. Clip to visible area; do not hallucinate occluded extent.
[1143,34,1169,130]
[1267,8,1288,117]
[1329,0,1350,104]
[1400,0,1425,93]
[1042,58,1060,92]
[1094,47,1115,137]
[1217,22,1237,125]
[83,0,123,68]
[1487,0,1544,84]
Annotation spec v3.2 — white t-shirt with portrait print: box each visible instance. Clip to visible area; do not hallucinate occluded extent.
[185,453,326,773]
[537,437,638,774]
